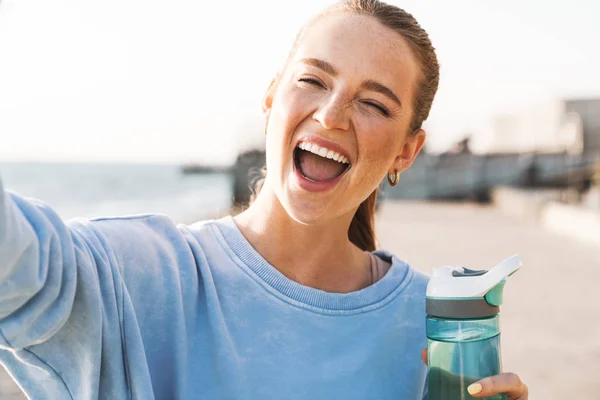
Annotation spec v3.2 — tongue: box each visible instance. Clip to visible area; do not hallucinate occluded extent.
[298,150,347,181]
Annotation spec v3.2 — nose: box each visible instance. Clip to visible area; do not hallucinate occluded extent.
[312,94,351,132]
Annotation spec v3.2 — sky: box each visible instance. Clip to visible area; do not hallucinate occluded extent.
[1,0,599,164]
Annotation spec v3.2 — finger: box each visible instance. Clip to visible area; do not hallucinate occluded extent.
[468,373,528,399]
[421,348,428,365]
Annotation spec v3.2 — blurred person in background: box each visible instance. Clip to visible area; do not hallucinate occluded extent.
[0,0,528,398]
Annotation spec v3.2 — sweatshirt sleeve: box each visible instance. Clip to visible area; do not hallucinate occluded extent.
[0,181,80,349]
[0,180,155,399]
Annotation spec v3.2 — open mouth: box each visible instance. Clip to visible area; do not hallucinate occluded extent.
[293,141,351,182]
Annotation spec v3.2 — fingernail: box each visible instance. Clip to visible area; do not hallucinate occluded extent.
[467,383,482,395]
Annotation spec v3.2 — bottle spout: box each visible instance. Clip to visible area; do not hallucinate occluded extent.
[426,255,523,299]
[482,255,522,306]
[482,255,523,289]
[485,255,522,282]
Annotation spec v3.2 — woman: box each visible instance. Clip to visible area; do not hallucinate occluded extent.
[0,0,528,399]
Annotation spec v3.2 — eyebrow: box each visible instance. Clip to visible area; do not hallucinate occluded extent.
[300,58,402,108]
[301,58,338,76]
[361,79,402,107]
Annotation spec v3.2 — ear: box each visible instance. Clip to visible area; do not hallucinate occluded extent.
[390,128,426,174]
[262,75,279,118]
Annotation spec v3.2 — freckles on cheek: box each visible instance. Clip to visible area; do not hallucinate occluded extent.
[272,94,301,130]
[357,144,398,182]
[277,85,315,116]
[363,134,398,164]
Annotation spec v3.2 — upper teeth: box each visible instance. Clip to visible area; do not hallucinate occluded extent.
[297,141,349,164]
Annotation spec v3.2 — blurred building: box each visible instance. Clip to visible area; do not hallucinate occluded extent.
[383,97,599,202]
[472,98,600,156]
[232,150,266,206]
[565,98,600,155]
[473,99,583,155]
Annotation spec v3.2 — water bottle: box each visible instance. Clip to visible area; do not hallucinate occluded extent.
[426,255,522,400]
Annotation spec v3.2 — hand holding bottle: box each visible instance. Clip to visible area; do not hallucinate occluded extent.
[421,349,529,399]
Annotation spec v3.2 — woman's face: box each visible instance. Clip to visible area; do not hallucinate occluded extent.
[263,12,425,225]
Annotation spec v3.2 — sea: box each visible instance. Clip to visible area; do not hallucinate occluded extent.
[0,162,234,224]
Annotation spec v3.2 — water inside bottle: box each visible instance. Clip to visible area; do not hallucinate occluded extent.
[428,333,506,400]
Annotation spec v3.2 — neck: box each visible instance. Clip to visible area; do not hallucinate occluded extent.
[233,185,371,293]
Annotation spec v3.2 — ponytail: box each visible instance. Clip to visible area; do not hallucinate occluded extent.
[348,188,378,252]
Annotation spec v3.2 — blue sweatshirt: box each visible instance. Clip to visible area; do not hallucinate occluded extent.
[0,181,429,399]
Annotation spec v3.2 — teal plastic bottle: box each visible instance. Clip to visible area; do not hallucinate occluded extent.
[426,255,522,400]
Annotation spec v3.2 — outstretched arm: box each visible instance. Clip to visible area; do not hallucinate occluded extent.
[0,179,155,399]
[0,181,80,350]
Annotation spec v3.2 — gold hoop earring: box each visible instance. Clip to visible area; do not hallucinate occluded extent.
[387,170,400,186]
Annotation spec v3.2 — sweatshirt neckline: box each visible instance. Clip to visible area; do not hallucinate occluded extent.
[212,215,414,314]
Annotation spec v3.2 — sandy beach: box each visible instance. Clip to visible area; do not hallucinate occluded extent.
[2,201,599,399]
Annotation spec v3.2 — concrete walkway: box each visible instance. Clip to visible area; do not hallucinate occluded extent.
[0,368,24,400]
[2,201,599,398]
[377,201,600,399]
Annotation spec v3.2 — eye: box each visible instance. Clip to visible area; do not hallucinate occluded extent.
[361,101,390,117]
[297,77,326,89]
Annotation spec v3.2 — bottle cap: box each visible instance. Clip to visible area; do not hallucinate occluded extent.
[426,255,522,319]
